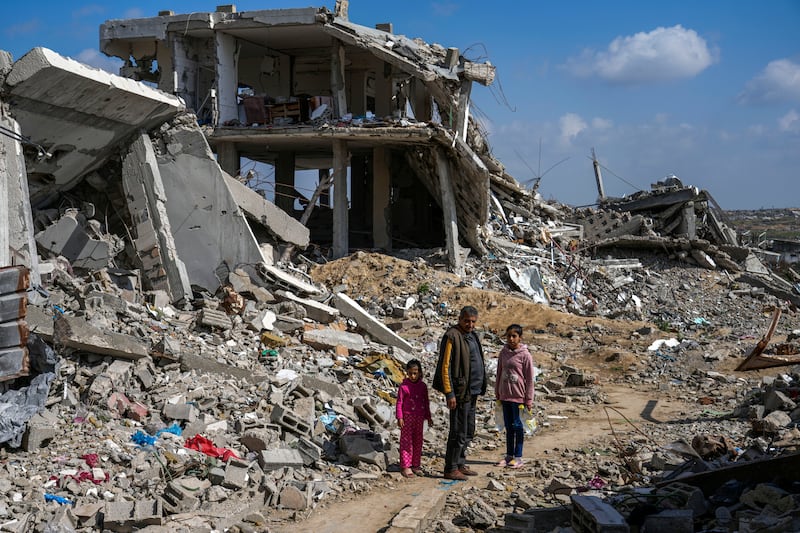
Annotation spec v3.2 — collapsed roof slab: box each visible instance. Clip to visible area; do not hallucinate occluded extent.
[3,48,184,202]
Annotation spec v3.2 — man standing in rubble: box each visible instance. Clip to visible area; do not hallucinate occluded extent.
[433,305,486,480]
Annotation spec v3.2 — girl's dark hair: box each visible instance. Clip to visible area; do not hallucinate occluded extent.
[505,324,523,336]
[406,359,422,372]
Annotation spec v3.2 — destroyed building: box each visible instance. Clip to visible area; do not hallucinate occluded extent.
[2,3,800,533]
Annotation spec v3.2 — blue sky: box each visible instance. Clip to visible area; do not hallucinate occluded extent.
[3,1,799,209]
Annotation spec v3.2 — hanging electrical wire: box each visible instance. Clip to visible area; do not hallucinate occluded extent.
[0,124,52,159]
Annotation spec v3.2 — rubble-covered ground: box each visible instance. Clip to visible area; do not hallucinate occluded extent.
[2,246,800,533]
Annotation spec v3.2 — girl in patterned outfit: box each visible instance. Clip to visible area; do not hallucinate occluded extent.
[396,359,433,478]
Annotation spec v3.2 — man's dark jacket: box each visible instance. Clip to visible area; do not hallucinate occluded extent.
[433,325,487,402]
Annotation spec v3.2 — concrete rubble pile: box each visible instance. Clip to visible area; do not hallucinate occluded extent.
[1,3,800,533]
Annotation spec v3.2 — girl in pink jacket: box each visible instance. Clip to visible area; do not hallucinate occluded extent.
[495,324,535,468]
[396,359,433,478]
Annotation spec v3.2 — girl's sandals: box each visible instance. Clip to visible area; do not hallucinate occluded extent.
[510,458,525,469]
[411,468,424,476]
[496,456,512,467]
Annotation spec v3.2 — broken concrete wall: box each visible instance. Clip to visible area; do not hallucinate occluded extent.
[0,113,40,287]
[122,132,193,304]
[151,114,268,291]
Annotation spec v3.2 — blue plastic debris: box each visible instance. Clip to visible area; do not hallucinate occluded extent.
[155,422,182,438]
[44,493,73,505]
[131,430,157,446]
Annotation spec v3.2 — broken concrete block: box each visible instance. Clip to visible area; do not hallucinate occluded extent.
[352,397,392,429]
[301,374,342,400]
[277,290,339,323]
[163,401,198,422]
[333,292,413,352]
[240,429,279,453]
[22,410,58,451]
[35,211,117,270]
[134,358,156,389]
[258,448,305,471]
[295,436,324,466]
[54,315,149,360]
[570,495,629,533]
[302,327,364,353]
[199,308,232,329]
[161,477,209,514]
[279,484,308,510]
[102,499,162,531]
[764,390,797,414]
[222,458,251,490]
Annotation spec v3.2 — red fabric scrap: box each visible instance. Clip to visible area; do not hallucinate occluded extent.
[184,434,239,461]
[81,453,99,468]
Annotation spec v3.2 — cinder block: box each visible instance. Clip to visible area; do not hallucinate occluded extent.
[571,495,629,533]
[258,448,305,471]
[162,477,209,514]
[22,411,58,451]
[163,402,198,422]
[270,405,311,436]
[352,397,390,428]
[656,482,707,517]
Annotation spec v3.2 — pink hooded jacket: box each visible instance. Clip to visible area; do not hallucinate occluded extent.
[396,378,432,420]
[494,343,535,405]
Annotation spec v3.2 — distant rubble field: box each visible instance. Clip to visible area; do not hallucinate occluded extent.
[726,207,800,240]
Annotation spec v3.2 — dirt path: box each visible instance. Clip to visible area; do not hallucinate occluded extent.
[276,384,690,532]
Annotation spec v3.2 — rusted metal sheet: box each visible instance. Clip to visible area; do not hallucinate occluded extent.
[0,292,27,322]
[735,308,800,371]
[0,266,30,295]
[0,347,30,382]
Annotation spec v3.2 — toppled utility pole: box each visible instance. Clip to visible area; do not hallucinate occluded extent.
[592,148,606,201]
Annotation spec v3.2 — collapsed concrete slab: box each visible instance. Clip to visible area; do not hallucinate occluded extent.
[53,315,149,360]
[3,47,184,203]
[333,292,413,353]
[151,115,269,292]
[223,173,310,249]
[34,210,121,270]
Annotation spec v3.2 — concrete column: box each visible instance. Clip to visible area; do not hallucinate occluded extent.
[0,115,41,287]
[332,140,349,258]
[350,70,367,117]
[331,40,348,118]
[275,151,296,214]
[170,36,198,109]
[434,147,463,274]
[372,147,391,250]
[350,155,367,226]
[680,201,697,240]
[215,32,239,125]
[409,78,431,121]
[453,79,472,141]
[217,142,239,177]
[319,169,331,207]
[374,63,393,118]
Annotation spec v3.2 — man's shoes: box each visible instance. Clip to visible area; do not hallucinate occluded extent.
[459,465,478,476]
[443,469,467,481]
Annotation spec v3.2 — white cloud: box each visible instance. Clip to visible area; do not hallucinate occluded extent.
[75,49,123,74]
[739,59,800,104]
[592,117,613,130]
[559,113,588,143]
[779,109,800,133]
[123,8,145,19]
[563,25,716,85]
